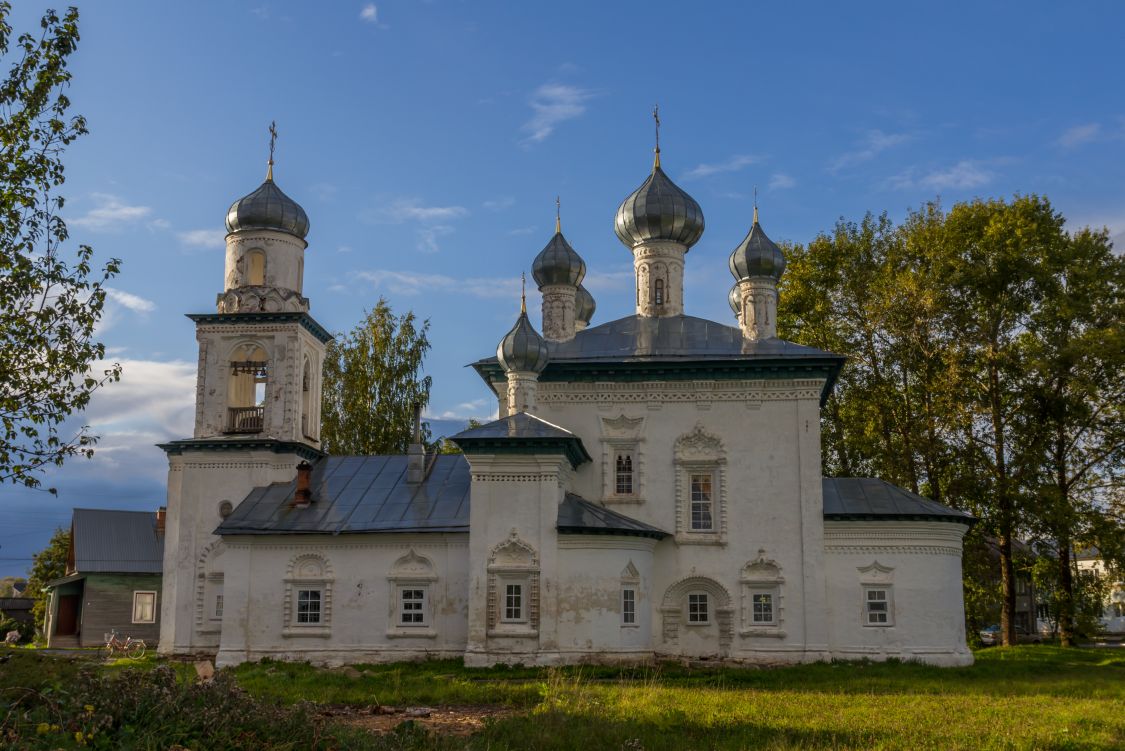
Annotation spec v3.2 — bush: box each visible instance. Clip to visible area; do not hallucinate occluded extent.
[0,610,34,644]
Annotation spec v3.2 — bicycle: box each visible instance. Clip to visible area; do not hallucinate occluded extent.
[104,629,146,659]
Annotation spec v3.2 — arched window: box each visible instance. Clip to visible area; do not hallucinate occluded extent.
[246,249,266,286]
[227,343,268,433]
[654,278,665,305]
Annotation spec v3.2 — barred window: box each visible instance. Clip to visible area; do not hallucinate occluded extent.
[865,588,889,625]
[296,589,322,624]
[400,588,426,625]
[688,593,709,624]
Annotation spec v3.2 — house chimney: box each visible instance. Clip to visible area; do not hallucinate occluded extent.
[293,460,313,507]
[407,402,424,484]
[155,507,166,535]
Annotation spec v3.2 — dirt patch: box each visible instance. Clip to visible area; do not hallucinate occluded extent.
[322,704,520,737]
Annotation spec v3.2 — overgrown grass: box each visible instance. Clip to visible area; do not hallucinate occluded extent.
[3,647,1123,749]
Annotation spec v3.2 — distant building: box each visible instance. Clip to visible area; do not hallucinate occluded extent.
[159,134,976,668]
[43,508,165,648]
[0,597,34,625]
[1076,550,1125,634]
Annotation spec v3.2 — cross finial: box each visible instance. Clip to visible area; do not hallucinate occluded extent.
[267,121,278,181]
[555,196,561,233]
[652,104,661,169]
[753,185,759,224]
[520,272,527,314]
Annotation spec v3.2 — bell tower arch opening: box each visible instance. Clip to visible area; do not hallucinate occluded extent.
[226,343,268,433]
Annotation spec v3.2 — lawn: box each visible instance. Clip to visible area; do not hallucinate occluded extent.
[2,647,1122,749]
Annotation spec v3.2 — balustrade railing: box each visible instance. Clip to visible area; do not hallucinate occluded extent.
[226,406,264,433]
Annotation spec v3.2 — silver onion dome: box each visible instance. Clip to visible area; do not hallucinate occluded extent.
[226,177,310,239]
[531,230,586,288]
[497,307,550,374]
[728,282,742,317]
[614,162,705,250]
[729,209,785,281]
[575,284,596,327]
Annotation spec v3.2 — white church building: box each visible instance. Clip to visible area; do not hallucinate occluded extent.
[158,136,975,668]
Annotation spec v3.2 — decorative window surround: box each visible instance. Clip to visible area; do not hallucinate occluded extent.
[673,424,727,545]
[687,592,710,624]
[486,530,540,638]
[195,540,225,634]
[740,551,786,638]
[600,415,645,504]
[283,553,333,638]
[386,549,438,639]
[858,561,895,628]
[132,591,157,624]
[660,576,734,651]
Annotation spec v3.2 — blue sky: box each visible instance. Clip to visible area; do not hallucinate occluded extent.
[2,0,1124,577]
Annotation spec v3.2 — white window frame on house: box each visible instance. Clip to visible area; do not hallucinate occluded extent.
[214,592,224,620]
[622,588,637,626]
[487,531,540,638]
[501,580,527,624]
[689,471,715,531]
[620,560,641,629]
[739,551,785,637]
[386,549,438,639]
[283,553,333,638]
[615,451,635,496]
[295,588,323,624]
[687,592,710,625]
[600,415,646,504]
[132,591,156,624]
[673,424,727,544]
[864,586,892,626]
[750,591,776,625]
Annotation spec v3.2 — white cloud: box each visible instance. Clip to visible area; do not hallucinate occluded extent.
[360,3,377,22]
[828,130,913,173]
[68,193,152,231]
[581,268,633,292]
[374,199,468,223]
[1058,123,1100,148]
[522,83,594,144]
[416,225,454,254]
[177,228,227,250]
[768,172,796,190]
[682,155,759,180]
[484,197,515,211]
[507,226,538,236]
[357,270,520,300]
[426,398,492,421]
[104,288,156,314]
[147,218,171,231]
[888,160,993,192]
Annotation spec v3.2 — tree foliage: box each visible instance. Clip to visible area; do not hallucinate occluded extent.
[0,4,120,490]
[25,526,69,634]
[779,195,1125,645]
[320,299,432,455]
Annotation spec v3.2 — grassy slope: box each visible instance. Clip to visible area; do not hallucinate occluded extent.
[232,647,1125,750]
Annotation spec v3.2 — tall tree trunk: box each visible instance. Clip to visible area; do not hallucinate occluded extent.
[1056,537,1074,647]
[989,358,1017,647]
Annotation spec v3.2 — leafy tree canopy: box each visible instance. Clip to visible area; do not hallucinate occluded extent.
[25,525,69,633]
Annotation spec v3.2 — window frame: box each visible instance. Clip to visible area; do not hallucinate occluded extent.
[863,586,893,627]
[687,592,710,625]
[214,593,224,620]
[673,425,726,544]
[750,590,776,625]
[398,586,428,627]
[614,451,635,496]
[131,590,157,624]
[622,588,637,626]
[688,471,715,531]
[295,588,323,625]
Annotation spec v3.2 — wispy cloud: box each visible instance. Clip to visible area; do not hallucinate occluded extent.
[309,182,338,201]
[373,199,469,223]
[426,398,493,422]
[104,288,156,314]
[768,172,796,190]
[359,3,377,22]
[357,270,521,299]
[888,160,993,192]
[147,218,171,231]
[484,197,515,211]
[682,155,759,180]
[416,225,454,254]
[177,228,227,250]
[1058,123,1100,148]
[507,226,538,236]
[522,83,593,144]
[69,193,151,231]
[581,268,633,292]
[828,130,913,173]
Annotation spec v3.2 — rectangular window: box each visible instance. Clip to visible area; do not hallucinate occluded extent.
[399,587,426,625]
[503,583,524,622]
[752,592,774,624]
[690,473,714,531]
[132,591,156,624]
[865,588,890,625]
[688,593,709,624]
[622,588,636,625]
[615,452,634,495]
[1016,578,1028,596]
[214,594,224,619]
[296,589,322,624]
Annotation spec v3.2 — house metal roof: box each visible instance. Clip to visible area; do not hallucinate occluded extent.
[450,412,593,468]
[823,478,975,525]
[71,508,164,574]
[557,493,667,539]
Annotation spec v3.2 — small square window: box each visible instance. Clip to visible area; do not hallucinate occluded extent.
[296,589,322,624]
[132,591,156,624]
[688,593,709,624]
[400,587,426,625]
[503,583,524,623]
[865,588,891,626]
[622,588,636,625]
[752,592,774,624]
[690,474,713,531]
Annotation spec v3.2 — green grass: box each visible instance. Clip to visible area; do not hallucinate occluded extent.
[3,647,1123,749]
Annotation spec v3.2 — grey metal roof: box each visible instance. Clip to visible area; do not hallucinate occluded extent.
[216,454,472,536]
[496,310,550,374]
[451,412,577,441]
[71,509,164,573]
[822,478,975,524]
[615,164,705,249]
[557,493,668,539]
[532,231,586,288]
[729,219,786,281]
[575,284,596,327]
[450,412,592,468]
[226,178,310,239]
